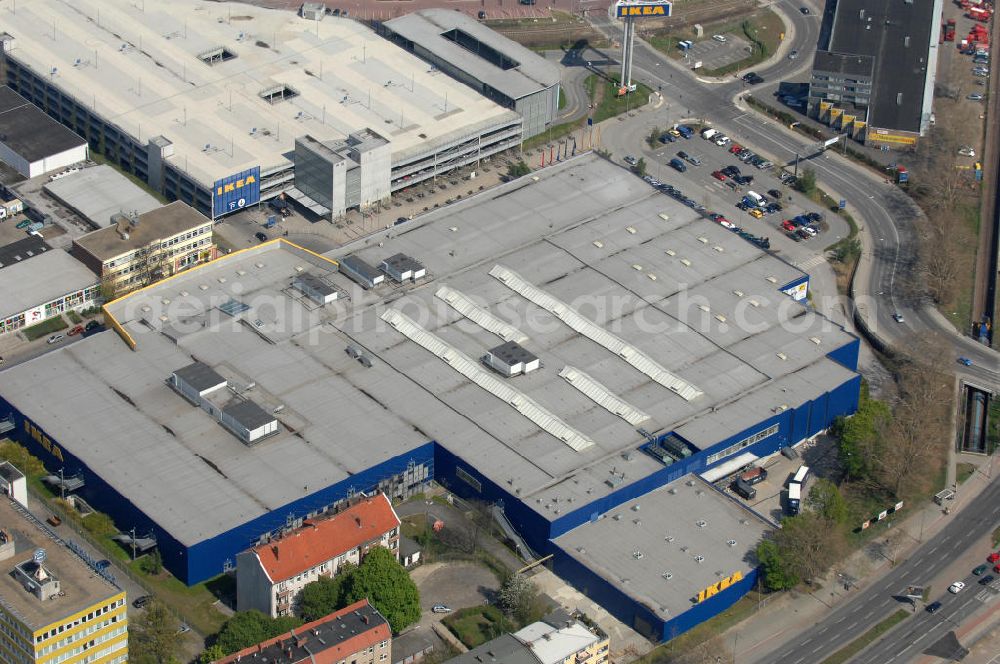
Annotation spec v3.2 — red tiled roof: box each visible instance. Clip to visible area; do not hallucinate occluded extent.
[215,599,391,664]
[254,493,400,582]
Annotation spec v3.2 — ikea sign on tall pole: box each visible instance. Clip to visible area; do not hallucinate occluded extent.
[615,1,672,17]
[212,166,261,218]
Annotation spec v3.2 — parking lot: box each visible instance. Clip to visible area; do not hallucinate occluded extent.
[684,35,754,70]
[633,126,850,266]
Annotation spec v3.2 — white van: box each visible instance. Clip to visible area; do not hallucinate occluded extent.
[745,190,766,207]
[701,128,718,141]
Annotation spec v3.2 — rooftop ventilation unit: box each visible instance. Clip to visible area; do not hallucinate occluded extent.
[727,540,737,547]
[765,276,777,284]
[647,273,657,281]
[694,555,704,563]
[665,249,676,256]
[664,535,674,542]
[662,572,673,580]
[696,520,707,528]
[680,258,692,267]
[809,336,821,345]
[625,226,637,234]
[593,240,604,248]
[633,550,643,560]
[733,290,744,297]
[658,212,670,221]
[260,84,300,104]
[632,264,643,271]
[697,236,708,244]
[199,46,237,65]
[776,352,787,361]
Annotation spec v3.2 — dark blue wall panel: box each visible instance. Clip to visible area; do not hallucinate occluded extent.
[827,337,860,372]
[658,568,758,641]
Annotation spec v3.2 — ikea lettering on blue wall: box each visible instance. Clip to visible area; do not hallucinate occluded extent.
[212,166,261,218]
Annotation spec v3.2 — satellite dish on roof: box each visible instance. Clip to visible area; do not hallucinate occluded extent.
[33,548,46,564]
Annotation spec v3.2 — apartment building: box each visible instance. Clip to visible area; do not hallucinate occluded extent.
[447,613,609,664]
[71,201,216,296]
[236,493,401,617]
[0,494,127,664]
[214,599,391,664]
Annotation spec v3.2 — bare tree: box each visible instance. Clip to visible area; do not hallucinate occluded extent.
[668,635,733,664]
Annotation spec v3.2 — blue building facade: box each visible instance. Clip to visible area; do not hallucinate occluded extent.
[0,327,861,638]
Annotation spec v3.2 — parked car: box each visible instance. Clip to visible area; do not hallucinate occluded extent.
[659,132,677,143]
[926,601,942,614]
[46,334,64,345]
[46,515,61,527]
[958,357,973,366]
[892,313,905,323]
[712,34,727,43]
[800,6,810,14]
[742,72,764,85]
[711,170,726,181]
[67,325,84,336]
[958,146,976,157]
[949,581,966,594]
[782,220,797,231]
[624,155,638,166]
[432,604,452,613]
[735,175,754,185]
[133,595,154,608]
[95,559,111,571]
[729,144,743,154]
[255,231,268,242]
[974,564,989,575]
[722,165,740,177]
[968,93,985,101]
[669,158,687,172]
[767,189,782,199]
[85,320,101,332]
[979,574,995,585]
[788,49,799,60]
[15,219,31,229]
[749,209,764,219]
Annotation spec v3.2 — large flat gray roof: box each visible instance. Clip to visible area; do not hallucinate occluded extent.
[0,155,857,546]
[43,165,162,229]
[2,0,512,187]
[385,9,560,100]
[0,249,98,320]
[552,474,770,621]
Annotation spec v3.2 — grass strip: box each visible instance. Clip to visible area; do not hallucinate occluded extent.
[820,610,908,664]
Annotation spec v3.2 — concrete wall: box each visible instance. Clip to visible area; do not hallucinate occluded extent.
[28,144,89,178]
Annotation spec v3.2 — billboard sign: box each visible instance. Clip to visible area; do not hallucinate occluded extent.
[615,1,672,17]
[212,166,261,218]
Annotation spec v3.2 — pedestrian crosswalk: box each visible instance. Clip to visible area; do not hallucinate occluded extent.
[794,254,827,270]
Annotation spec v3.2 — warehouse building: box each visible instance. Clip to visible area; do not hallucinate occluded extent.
[0,156,860,640]
[808,0,942,146]
[0,86,88,178]
[384,10,561,139]
[0,243,99,336]
[0,0,522,220]
[43,165,162,229]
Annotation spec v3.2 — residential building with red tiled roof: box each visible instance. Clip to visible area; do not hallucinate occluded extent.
[213,599,391,664]
[236,493,401,617]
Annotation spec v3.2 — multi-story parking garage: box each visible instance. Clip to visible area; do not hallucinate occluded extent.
[0,0,522,219]
[0,155,860,640]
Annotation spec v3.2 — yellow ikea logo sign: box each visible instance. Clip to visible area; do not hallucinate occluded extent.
[617,4,667,15]
[696,571,743,603]
[216,174,256,196]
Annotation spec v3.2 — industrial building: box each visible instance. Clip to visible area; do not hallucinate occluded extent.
[0,493,128,664]
[0,242,100,335]
[70,201,216,295]
[0,86,88,178]
[43,164,163,229]
[384,10,561,139]
[0,155,860,641]
[236,493,401,617]
[807,0,942,146]
[0,0,522,220]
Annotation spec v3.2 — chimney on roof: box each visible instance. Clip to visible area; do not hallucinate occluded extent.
[272,545,279,559]
[355,516,362,528]
[361,614,370,624]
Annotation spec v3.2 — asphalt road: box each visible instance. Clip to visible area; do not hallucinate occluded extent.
[761,478,1000,664]
[588,0,1000,385]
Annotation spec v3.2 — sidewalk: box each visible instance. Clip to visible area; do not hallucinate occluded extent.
[730,454,998,664]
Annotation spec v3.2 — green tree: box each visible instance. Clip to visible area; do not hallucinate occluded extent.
[497,572,541,625]
[0,441,46,478]
[795,168,817,195]
[129,600,181,664]
[342,547,420,633]
[506,161,532,179]
[632,157,647,177]
[200,644,226,663]
[833,384,892,482]
[216,611,303,655]
[139,549,163,575]
[756,539,799,591]
[806,478,849,524]
[299,565,355,622]
[646,126,661,148]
